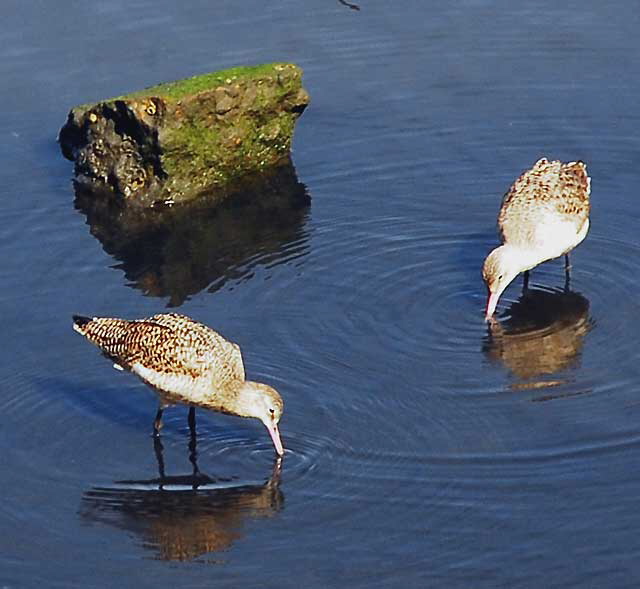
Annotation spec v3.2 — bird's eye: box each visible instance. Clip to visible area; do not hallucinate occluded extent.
[269,408,275,416]
[498,274,503,280]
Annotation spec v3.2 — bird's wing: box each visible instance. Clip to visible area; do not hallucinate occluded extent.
[79,313,246,390]
[498,159,590,243]
[231,343,245,381]
[206,341,246,390]
[553,161,590,224]
[145,313,246,388]
[80,317,181,371]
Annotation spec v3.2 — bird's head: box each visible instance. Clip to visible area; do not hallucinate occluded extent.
[236,381,285,456]
[482,245,521,320]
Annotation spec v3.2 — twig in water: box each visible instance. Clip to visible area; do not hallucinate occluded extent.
[338,0,360,10]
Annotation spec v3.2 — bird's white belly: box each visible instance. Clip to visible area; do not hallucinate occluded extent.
[132,363,213,405]
[532,218,589,263]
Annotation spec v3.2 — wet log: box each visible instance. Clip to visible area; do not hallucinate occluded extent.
[59,63,309,207]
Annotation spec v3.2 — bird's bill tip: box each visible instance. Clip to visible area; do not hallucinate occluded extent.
[485,292,500,321]
[266,422,285,456]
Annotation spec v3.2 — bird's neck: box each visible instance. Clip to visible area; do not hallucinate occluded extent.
[214,380,264,418]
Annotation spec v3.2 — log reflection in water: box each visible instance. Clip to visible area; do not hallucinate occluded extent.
[74,160,310,306]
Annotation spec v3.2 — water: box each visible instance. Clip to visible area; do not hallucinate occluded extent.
[2,1,640,586]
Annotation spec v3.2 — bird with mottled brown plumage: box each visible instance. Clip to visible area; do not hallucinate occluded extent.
[483,158,591,320]
[72,313,284,455]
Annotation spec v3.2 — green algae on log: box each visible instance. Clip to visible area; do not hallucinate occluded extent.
[59,63,309,206]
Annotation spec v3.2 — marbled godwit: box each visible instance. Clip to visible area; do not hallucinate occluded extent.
[482,158,591,319]
[72,313,284,455]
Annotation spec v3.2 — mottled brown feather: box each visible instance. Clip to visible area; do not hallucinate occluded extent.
[498,158,590,245]
[75,313,245,390]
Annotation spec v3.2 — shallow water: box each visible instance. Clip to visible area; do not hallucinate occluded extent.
[3,1,640,587]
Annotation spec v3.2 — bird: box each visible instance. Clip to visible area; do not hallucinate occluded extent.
[482,158,591,320]
[72,313,284,456]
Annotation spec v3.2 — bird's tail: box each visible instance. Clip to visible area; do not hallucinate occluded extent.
[72,314,93,335]
[565,161,590,195]
[72,315,133,363]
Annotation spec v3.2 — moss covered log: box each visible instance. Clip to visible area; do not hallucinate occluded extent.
[59,63,309,206]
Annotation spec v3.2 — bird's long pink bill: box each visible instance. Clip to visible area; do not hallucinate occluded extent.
[485,292,500,321]
[265,422,285,456]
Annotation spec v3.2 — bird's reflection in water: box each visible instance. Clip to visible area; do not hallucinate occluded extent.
[484,285,593,392]
[75,159,310,306]
[80,430,283,561]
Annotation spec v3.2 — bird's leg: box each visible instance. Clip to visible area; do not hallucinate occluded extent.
[153,435,166,482]
[153,406,164,437]
[564,254,571,292]
[188,406,196,435]
[188,410,200,480]
[522,270,530,292]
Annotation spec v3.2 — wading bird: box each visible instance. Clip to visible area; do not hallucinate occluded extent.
[483,158,590,319]
[72,313,284,455]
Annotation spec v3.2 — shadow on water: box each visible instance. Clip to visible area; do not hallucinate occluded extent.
[483,285,593,393]
[74,160,311,306]
[80,432,283,561]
